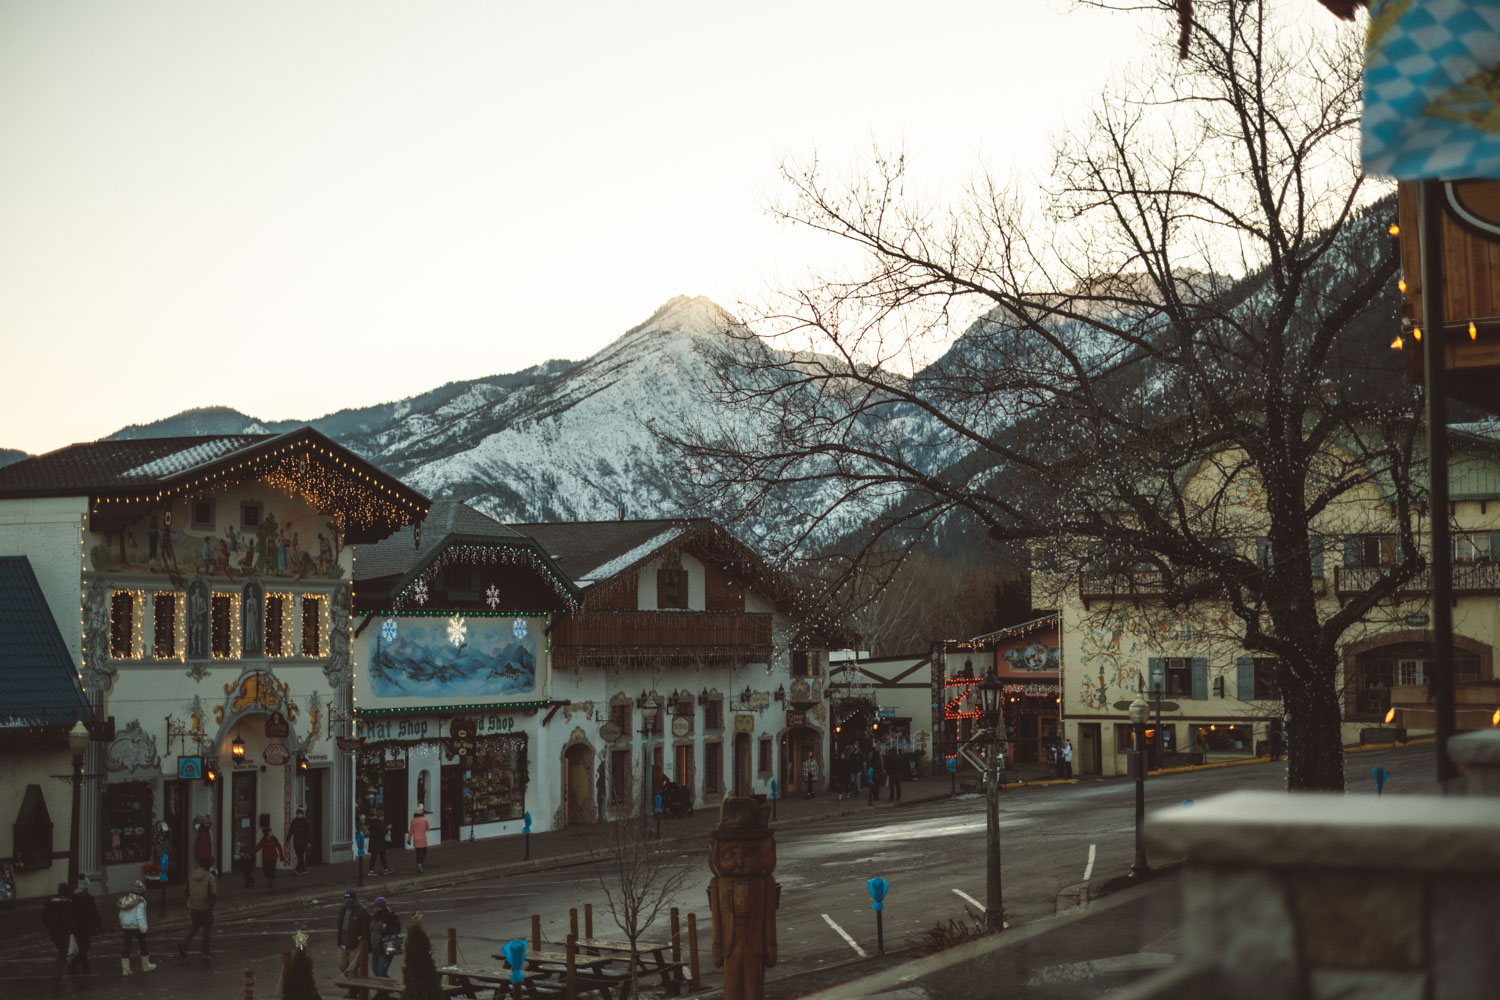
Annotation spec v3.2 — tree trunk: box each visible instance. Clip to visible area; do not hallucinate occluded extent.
[1283,658,1345,792]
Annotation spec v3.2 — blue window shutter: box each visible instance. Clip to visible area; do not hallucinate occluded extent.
[1148,658,1164,696]
[1491,531,1500,563]
[1236,657,1254,700]
[1191,658,1209,700]
[1309,535,1323,579]
[1344,535,1360,567]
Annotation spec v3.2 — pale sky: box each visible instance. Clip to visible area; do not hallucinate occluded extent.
[0,0,1146,455]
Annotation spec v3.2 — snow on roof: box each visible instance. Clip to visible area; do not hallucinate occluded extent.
[577,525,689,583]
[122,440,250,479]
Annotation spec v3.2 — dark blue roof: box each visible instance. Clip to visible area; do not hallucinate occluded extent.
[0,556,91,728]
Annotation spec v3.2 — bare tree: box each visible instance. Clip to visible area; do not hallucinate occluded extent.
[586,768,696,1000]
[671,0,1423,791]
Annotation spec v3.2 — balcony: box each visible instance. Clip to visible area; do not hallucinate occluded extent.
[1080,569,1325,608]
[1334,561,1500,598]
[550,610,773,670]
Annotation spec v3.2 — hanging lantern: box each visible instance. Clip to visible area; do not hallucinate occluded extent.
[231,733,246,762]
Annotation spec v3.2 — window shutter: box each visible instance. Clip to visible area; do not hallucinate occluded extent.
[1191,658,1209,700]
[1236,657,1254,700]
[1343,535,1360,567]
[1255,537,1272,569]
[1490,530,1500,563]
[1148,658,1164,696]
[1309,535,1324,579]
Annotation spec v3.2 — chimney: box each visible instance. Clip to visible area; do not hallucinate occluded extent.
[618,503,626,521]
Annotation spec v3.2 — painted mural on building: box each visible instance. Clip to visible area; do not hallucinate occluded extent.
[88,504,346,581]
[1002,640,1059,673]
[369,617,537,698]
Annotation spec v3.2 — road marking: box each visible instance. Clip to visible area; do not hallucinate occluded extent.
[1084,843,1096,881]
[821,913,867,957]
[952,888,985,912]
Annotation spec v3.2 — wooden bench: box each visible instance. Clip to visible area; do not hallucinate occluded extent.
[574,938,687,995]
[334,974,401,1000]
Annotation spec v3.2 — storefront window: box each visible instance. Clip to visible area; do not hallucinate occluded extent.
[1191,724,1252,753]
[101,780,153,865]
[459,739,527,823]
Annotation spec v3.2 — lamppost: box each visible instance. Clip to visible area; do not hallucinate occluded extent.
[1129,694,1151,879]
[977,670,1005,931]
[67,721,89,888]
[639,694,658,836]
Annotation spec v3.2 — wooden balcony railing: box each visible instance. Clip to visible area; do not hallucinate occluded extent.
[1334,562,1500,597]
[1080,569,1326,607]
[550,610,773,651]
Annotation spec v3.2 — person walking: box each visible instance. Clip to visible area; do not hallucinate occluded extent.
[368,810,390,876]
[254,826,284,890]
[178,858,216,956]
[70,877,102,974]
[287,807,312,875]
[193,816,215,873]
[1061,738,1073,779]
[117,879,156,974]
[885,750,903,802]
[367,896,402,978]
[800,752,819,799]
[335,890,371,975]
[41,881,75,981]
[406,807,431,874]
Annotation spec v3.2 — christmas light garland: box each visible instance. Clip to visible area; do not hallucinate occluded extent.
[391,543,578,613]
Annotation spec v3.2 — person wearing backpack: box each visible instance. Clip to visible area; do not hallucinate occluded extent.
[367,896,402,978]
[117,880,156,974]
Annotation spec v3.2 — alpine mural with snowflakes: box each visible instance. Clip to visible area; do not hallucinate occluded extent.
[365,615,539,699]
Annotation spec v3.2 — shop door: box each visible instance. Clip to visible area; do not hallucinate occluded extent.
[304,768,324,866]
[564,745,594,827]
[1077,724,1102,775]
[733,733,752,797]
[381,769,407,853]
[162,779,190,883]
[230,770,258,863]
[784,727,817,794]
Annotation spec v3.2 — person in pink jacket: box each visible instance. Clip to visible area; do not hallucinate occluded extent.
[406,806,431,874]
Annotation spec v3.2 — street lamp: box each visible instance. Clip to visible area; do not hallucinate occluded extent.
[67,721,89,887]
[639,695,658,836]
[977,670,1004,931]
[1129,694,1151,879]
[231,733,246,763]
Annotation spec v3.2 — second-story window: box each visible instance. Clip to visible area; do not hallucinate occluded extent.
[658,567,686,609]
[1344,534,1397,568]
[110,591,136,658]
[1163,657,1193,698]
[610,700,633,736]
[791,650,812,677]
[210,594,234,657]
[704,697,724,732]
[152,592,177,658]
[301,595,324,656]
[265,594,287,656]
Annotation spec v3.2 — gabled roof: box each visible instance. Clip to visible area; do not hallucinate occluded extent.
[512,518,703,586]
[0,556,92,729]
[355,500,580,612]
[0,426,429,544]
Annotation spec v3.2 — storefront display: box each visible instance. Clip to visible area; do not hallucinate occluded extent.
[101,780,153,865]
[456,741,526,824]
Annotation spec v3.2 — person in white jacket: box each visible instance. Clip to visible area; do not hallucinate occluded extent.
[117,880,157,975]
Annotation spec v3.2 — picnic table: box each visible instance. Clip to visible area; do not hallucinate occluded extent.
[440,964,571,1000]
[477,948,632,1000]
[574,938,688,995]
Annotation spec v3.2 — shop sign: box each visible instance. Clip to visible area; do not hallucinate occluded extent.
[878,708,895,719]
[361,717,433,742]
[477,714,517,735]
[734,714,756,733]
[262,743,290,766]
[335,736,365,752]
[785,711,807,727]
[599,721,623,743]
[671,716,692,738]
[1405,611,1430,627]
[264,712,289,738]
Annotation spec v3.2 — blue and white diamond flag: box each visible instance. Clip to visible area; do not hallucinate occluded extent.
[1363,0,1500,178]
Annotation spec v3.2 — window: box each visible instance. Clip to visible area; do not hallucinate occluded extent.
[1190,724,1253,753]
[457,738,527,822]
[1352,659,1392,720]
[211,594,234,657]
[240,501,261,530]
[100,780,153,864]
[190,498,215,530]
[704,698,723,732]
[758,735,772,775]
[703,741,722,794]
[1163,658,1193,698]
[1458,658,1481,684]
[791,650,812,677]
[265,594,287,656]
[1397,659,1427,686]
[110,591,136,658]
[673,696,695,735]
[1398,657,1480,686]
[657,567,686,609]
[1345,534,1397,568]
[1452,532,1489,564]
[301,596,324,656]
[610,748,630,804]
[153,593,177,658]
[1115,724,1163,754]
[1253,659,1279,700]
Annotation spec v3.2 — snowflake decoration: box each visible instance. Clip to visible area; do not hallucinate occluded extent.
[411,578,429,605]
[447,613,467,647]
[381,618,398,644]
[512,617,528,640]
[485,584,501,610]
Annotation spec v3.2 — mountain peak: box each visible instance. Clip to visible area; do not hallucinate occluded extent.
[635,295,737,339]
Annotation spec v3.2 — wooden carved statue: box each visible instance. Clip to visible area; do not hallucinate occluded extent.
[707,796,779,1000]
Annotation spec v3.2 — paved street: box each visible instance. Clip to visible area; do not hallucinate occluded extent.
[0,744,1437,998]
